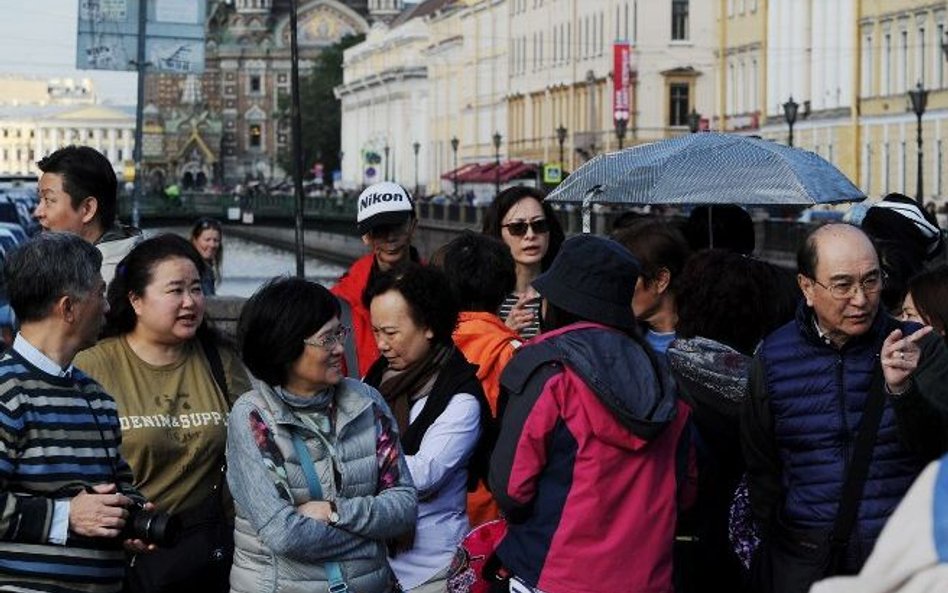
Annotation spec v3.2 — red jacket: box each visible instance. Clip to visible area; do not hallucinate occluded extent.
[490,323,695,593]
[330,253,379,378]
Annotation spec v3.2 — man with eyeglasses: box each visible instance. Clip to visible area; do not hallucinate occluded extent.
[741,223,948,593]
[331,181,420,377]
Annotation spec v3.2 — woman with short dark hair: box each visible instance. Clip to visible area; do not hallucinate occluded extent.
[363,264,491,592]
[227,277,417,593]
[901,264,948,337]
[190,217,223,296]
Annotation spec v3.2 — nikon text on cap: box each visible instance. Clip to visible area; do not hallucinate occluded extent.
[356,182,415,235]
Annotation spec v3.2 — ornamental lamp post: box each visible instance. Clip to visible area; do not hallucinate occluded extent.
[492,131,502,197]
[783,96,799,148]
[450,136,459,199]
[412,141,420,198]
[688,109,701,133]
[556,124,568,168]
[909,82,929,209]
[383,144,390,181]
[614,118,628,150]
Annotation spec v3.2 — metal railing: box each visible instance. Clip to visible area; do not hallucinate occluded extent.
[127,191,818,263]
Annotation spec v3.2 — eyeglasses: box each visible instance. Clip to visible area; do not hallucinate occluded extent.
[195,218,221,231]
[303,325,351,350]
[502,219,550,236]
[810,272,886,300]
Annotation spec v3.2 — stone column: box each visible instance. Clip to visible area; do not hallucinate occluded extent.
[108,128,117,162]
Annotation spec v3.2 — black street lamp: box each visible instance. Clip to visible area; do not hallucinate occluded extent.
[450,136,459,199]
[492,132,503,197]
[556,124,568,167]
[783,96,799,147]
[614,118,628,150]
[383,144,390,181]
[942,30,948,61]
[688,109,701,133]
[909,82,929,209]
[412,141,420,198]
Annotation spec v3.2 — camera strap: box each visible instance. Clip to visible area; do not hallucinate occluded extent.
[291,432,348,593]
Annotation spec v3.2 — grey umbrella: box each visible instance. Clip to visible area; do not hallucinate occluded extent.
[547,132,866,232]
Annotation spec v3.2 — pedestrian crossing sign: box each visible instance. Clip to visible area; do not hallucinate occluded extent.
[543,163,563,184]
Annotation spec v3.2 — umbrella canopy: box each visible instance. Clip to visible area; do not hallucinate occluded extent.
[547,132,865,207]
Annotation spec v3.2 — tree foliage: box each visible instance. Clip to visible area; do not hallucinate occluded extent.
[278,33,365,185]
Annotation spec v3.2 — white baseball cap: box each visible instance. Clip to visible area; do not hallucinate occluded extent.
[356,182,415,235]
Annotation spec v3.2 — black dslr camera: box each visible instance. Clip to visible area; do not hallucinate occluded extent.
[121,501,180,548]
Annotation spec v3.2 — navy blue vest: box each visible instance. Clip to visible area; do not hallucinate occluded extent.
[759,305,926,552]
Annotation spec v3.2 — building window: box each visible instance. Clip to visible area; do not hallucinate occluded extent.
[918,27,926,85]
[862,34,873,96]
[884,32,892,95]
[249,124,262,148]
[669,83,690,126]
[939,23,946,87]
[901,29,908,92]
[672,0,689,41]
[250,74,262,93]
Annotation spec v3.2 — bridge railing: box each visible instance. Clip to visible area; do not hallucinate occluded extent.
[120,191,359,221]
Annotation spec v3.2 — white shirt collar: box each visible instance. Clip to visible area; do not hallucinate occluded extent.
[813,318,835,347]
[12,333,74,378]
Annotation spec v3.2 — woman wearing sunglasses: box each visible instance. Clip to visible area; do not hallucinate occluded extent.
[227,277,417,593]
[190,217,224,296]
[482,187,564,339]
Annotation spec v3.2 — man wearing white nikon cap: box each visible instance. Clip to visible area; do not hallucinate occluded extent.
[331,182,420,376]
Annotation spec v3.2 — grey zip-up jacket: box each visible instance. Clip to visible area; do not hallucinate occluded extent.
[226,377,418,593]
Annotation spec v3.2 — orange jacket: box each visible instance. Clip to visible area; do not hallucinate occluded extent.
[330,253,379,378]
[453,311,521,525]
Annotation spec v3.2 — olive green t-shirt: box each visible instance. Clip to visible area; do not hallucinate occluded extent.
[75,336,251,513]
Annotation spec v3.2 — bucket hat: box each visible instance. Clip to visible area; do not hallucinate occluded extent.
[532,234,640,330]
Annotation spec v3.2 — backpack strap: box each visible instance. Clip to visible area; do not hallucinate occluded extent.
[198,331,229,402]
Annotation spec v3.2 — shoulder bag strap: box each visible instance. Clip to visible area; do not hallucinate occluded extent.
[290,432,349,593]
[198,332,229,402]
[829,366,888,549]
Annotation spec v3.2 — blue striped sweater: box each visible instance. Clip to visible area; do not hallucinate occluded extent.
[0,349,136,593]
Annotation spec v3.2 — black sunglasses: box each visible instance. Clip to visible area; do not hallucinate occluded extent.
[502,219,550,236]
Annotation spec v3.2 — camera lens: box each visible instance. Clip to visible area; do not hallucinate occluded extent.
[125,504,180,548]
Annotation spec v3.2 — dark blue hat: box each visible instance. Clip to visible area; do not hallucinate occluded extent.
[532,234,640,330]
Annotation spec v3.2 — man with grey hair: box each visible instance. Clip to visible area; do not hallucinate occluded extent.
[0,232,148,592]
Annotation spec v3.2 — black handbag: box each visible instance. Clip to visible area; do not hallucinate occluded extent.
[124,336,235,593]
[750,368,886,593]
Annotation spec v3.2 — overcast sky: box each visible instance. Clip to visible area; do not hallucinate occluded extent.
[0,2,140,105]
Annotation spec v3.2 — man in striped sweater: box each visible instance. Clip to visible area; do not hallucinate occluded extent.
[0,232,147,593]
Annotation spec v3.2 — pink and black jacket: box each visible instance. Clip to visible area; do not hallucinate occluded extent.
[489,322,696,593]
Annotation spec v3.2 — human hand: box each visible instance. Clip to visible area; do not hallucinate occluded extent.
[881,326,934,394]
[123,502,158,553]
[504,294,537,333]
[297,500,333,522]
[69,483,133,538]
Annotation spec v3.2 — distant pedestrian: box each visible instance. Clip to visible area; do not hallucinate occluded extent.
[332,181,420,377]
[34,145,143,284]
[482,187,564,340]
[190,217,224,296]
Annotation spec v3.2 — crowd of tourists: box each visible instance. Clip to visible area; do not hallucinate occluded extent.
[2,143,948,593]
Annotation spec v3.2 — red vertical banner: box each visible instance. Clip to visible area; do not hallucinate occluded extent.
[613,42,630,121]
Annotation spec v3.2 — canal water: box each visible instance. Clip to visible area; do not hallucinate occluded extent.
[152,228,346,297]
